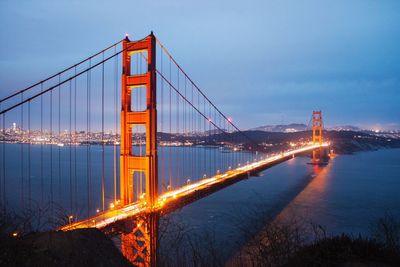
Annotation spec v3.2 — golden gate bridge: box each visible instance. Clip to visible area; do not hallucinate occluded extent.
[0,32,329,266]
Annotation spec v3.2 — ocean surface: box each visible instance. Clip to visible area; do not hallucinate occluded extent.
[0,144,254,217]
[1,144,400,260]
[161,148,400,260]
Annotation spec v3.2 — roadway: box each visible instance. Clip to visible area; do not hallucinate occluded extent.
[60,143,329,231]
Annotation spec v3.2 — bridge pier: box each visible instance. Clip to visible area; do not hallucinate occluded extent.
[121,212,159,267]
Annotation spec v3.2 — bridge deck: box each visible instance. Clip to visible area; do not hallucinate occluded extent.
[61,143,329,231]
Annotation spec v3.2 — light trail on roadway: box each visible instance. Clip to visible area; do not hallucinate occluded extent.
[60,143,329,231]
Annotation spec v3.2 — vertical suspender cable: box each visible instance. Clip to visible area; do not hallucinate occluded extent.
[20,93,24,209]
[86,60,90,218]
[89,60,92,215]
[203,97,206,177]
[89,59,92,216]
[197,88,200,181]
[169,57,172,189]
[160,48,164,193]
[58,75,61,201]
[0,105,2,211]
[1,113,5,213]
[214,108,216,175]
[191,83,194,182]
[50,83,54,219]
[28,101,31,209]
[184,76,187,181]
[74,67,77,214]
[228,123,232,168]
[220,113,223,172]
[192,83,195,181]
[209,103,212,174]
[101,52,105,211]
[223,116,226,169]
[69,79,73,216]
[176,70,179,186]
[40,83,44,204]
[113,46,118,203]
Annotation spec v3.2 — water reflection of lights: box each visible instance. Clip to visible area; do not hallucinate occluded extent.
[277,156,334,224]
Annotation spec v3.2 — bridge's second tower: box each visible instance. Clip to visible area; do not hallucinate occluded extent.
[312,111,322,145]
[312,111,323,162]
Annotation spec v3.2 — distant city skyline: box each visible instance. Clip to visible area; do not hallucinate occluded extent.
[1,0,399,130]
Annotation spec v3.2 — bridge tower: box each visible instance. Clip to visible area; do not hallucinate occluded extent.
[312,111,323,162]
[120,33,158,267]
[120,33,158,207]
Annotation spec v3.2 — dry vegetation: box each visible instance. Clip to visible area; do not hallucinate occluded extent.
[1,205,399,267]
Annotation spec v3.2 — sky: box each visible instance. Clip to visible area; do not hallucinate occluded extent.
[0,0,399,130]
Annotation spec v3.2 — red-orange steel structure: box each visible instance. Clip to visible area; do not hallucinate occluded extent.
[120,33,158,267]
[0,29,335,267]
[312,111,323,161]
[120,33,158,207]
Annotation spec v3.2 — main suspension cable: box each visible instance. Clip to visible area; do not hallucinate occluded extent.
[0,40,123,104]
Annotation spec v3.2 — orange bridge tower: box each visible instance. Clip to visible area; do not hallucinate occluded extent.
[120,33,158,267]
[312,111,323,162]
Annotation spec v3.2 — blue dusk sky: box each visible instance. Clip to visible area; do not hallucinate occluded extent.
[0,0,399,130]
